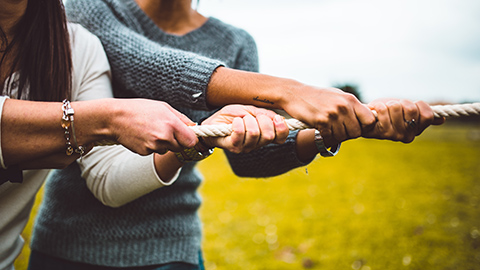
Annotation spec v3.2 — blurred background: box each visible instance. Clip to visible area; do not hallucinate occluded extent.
[16,124,480,270]
[197,0,480,104]
[16,0,480,269]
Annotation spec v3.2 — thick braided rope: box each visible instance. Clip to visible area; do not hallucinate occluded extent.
[190,103,480,137]
[430,103,480,118]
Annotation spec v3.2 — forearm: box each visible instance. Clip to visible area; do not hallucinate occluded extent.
[1,99,120,167]
[206,67,299,110]
[2,99,72,166]
[80,145,182,207]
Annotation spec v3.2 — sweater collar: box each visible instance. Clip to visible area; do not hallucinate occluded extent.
[123,0,214,43]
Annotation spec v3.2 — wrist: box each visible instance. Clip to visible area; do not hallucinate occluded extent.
[66,99,111,145]
[95,99,125,142]
[276,79,305,111]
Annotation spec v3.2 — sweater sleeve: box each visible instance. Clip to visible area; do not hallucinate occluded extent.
[65,0,224,111]
[223,31,316,177]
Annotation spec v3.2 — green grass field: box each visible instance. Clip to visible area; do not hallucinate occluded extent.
[15,123,480,270]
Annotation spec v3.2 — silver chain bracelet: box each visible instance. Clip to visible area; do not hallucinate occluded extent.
[61,100,85,160]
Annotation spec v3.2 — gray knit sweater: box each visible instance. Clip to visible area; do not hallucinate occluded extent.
[31,0,314,267]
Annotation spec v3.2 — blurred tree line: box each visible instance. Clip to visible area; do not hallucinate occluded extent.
[333,83,362,102]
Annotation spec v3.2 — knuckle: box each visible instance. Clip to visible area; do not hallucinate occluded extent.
[344,92,359,102]
[375,105,388,115]
[327,111,340,121]
[230,139,242,148]
[249,130,261,139]
[403,105,417,116]
[387,100,402,111]
[263,132,275,142]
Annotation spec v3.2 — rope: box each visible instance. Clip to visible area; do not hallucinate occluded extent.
[190,103,480,137]
[430,103,480,118]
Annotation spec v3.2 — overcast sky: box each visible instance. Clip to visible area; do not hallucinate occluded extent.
[197,0,480,103]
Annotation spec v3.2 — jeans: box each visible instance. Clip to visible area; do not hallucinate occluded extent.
[28,250,205,270]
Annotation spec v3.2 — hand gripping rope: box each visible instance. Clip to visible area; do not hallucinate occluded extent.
[189,103,480,137]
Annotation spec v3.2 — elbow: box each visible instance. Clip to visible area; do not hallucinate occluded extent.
[85,175,129,208]
[96,190,129,208]
[95,191,129,208]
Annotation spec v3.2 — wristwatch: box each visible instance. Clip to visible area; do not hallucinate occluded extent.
[174,137,214,163]
[314,130,341,157]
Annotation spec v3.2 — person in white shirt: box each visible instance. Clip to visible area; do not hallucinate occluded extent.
[0,1,288,269]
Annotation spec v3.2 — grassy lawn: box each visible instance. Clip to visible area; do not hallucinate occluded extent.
[15,123,480,270]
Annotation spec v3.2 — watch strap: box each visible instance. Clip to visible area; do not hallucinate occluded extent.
[175,138,214,163]
[314,130,341,157]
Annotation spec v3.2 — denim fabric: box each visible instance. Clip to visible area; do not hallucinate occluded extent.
[28,250,205,270]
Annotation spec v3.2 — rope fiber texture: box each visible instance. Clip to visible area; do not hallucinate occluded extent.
[190,103,480,137]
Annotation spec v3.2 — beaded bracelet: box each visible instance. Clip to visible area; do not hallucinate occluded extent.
[61,100,85,160]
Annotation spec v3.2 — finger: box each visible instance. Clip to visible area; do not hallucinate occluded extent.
[355,103,377,133]
[160,132,183,153]
[400,99,419,132]
[415,101,435,135]
[432,117,446,125]
[386,100,405,136]
[330,114,348,143]
[256,114,276,148]
[364,101,391,139]
[273,115,289,144]
[228,117,246,151]
[172,123,198,149]
[343,107,363,140]
[155,148,169,155]
[242,114,261,153]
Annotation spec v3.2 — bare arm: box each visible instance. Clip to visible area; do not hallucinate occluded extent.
[206,67,377,144]
[81,104,288,207]
[0,98,198,169]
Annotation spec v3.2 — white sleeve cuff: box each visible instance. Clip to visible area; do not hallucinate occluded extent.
[0,96,10,169]
[150,154,181,186]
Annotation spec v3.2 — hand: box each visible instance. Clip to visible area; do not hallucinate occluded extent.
[108,99,198,155]
[363,99,445,143]
[281,85,377,143]
[206,68,375,143]
[201,105,289,153]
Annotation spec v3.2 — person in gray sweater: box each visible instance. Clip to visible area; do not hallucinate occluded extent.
[29,0,440,269]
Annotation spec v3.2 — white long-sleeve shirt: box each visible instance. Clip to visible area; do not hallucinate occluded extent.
[0,24,113,270]
[0,22,181,269]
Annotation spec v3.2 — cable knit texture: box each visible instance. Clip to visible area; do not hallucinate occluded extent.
[31,0,315,267]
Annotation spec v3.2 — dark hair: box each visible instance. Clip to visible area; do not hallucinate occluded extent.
[0,0,72,101]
